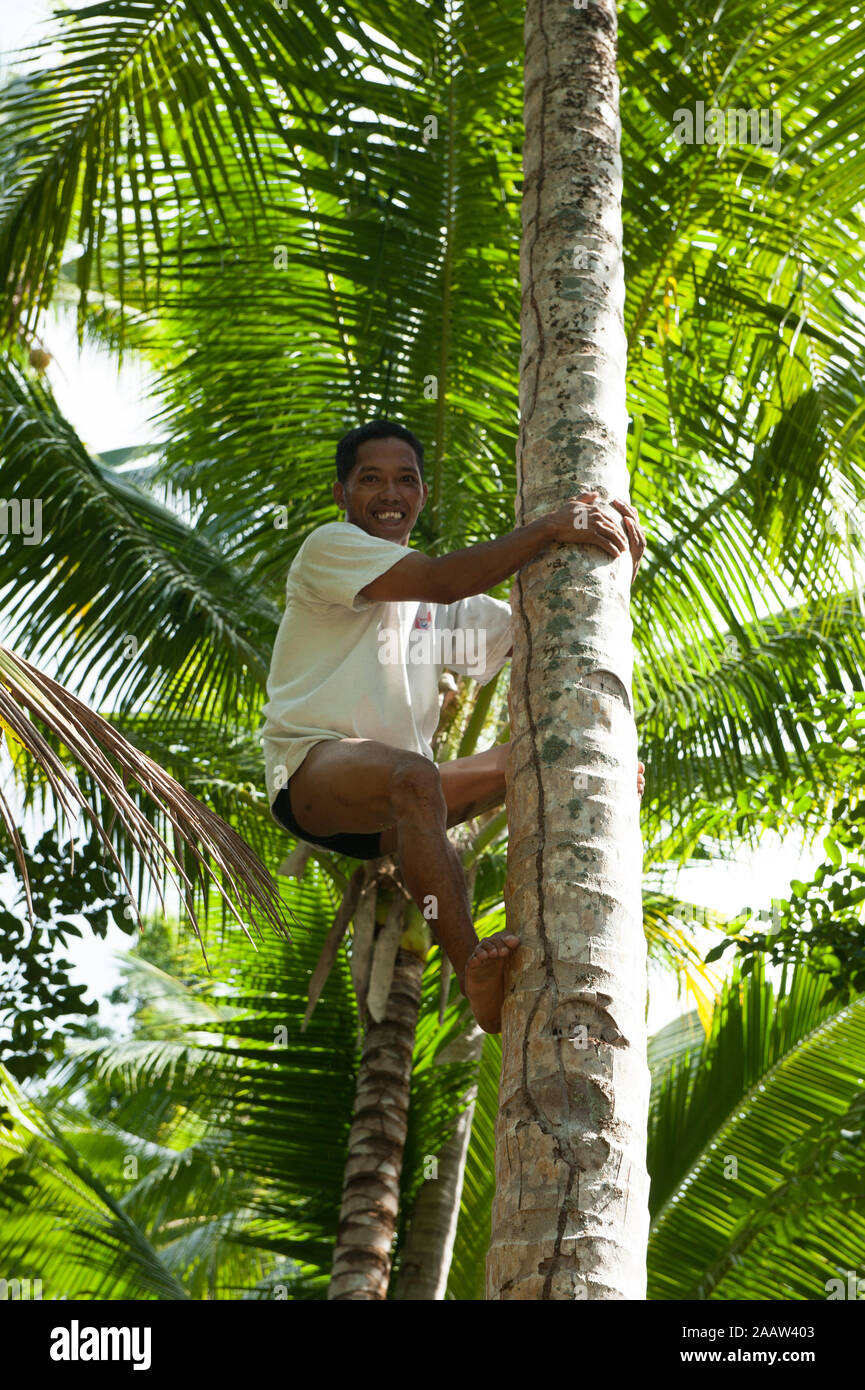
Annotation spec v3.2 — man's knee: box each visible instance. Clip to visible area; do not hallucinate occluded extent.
[389,754,444,818]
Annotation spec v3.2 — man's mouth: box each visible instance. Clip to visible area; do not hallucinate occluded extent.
[372,509,406,524]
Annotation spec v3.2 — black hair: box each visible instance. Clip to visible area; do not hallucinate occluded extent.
[335,418,424,486]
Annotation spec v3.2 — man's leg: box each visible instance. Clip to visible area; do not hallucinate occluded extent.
[382,741,509,850]
[287,738,517,1032]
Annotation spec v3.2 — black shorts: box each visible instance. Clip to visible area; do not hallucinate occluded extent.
[271,778,385,861]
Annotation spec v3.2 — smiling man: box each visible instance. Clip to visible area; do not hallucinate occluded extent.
[261,419,646,1033]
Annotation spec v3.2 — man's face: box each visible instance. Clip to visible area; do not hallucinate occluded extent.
[333,436,428,545]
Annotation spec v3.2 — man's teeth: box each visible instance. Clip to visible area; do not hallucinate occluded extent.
[375,511,404,519]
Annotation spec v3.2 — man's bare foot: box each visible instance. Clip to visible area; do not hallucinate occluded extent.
[464,932,520,1034]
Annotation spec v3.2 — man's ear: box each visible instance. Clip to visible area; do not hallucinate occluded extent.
[333,480,346,511]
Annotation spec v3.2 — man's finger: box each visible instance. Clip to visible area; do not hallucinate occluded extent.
[594,530,628,555]
[573,513,626,545]
[623,516,646,556]
[601,523,629,549]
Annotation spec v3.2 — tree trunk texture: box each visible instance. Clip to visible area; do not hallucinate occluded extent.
[328,941,425,1300]
[393,1023,485,1300]
[486,0,650,1301]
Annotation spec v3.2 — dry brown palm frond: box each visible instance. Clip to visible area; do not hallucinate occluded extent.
[0,644,294,961]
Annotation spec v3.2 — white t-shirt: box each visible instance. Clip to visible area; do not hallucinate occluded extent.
[260,520,513,819]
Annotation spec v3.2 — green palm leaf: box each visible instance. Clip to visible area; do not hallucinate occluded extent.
[648,958,865,1299]
[0,361,279,720]
[0,1065,191,1299]
[0,643,291,948]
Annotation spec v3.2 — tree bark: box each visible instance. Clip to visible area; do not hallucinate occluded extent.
[393,1023,485,1300]
[328,941,425,1300]
[486,0,650,1301]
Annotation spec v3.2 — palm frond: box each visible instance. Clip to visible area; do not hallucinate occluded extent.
[0,1064,192,1300]
[648,958,865,1299]
[0,643,292,950]
[0,360,280,722]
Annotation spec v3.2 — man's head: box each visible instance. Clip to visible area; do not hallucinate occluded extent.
[333,419,427,545]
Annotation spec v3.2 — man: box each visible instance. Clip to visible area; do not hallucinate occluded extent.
[261,419,646,1033]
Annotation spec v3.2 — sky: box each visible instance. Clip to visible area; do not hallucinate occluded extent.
[0,0,54,75]
[0,0,159,457]
[0,0,841,1042]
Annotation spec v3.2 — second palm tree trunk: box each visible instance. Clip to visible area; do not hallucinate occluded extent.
[393,1023,485,1299]
[327,941,424,1300]
[486,0,650,1300]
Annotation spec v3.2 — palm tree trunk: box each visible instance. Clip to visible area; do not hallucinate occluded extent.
[328,937,425,1300]
[393,1023,485,1300]
[486,0,650,1300]
[328,846,483,1300]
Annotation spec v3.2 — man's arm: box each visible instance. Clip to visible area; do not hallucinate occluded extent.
[359,493,644,605]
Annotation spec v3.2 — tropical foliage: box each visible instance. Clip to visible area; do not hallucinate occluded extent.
[4,903,862,1300]
[1,0,864,1296]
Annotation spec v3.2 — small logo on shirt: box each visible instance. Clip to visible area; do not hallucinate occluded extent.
[414,606,432,630]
